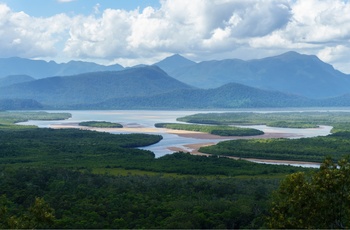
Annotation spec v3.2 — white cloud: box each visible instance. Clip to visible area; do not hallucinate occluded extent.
[318,45,350,73]
[1,0,350,73]
[62,0,294,62]
[0,4,70,58]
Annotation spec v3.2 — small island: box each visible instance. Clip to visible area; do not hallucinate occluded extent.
[155,123,264,136]
[79,121,123,128]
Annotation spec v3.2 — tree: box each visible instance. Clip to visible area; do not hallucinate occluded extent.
[267,157,350,229]
[8,197,55,229]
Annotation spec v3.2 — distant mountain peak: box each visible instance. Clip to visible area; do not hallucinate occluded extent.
[0,57,124,78]
[153,54,196,74]
[273,51,319,61]
[163,53,191,61]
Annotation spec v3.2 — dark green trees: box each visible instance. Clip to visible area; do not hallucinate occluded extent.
[268,157,350,229]
[1,197,55,229]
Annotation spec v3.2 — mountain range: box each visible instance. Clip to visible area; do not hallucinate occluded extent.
[0,51,350,109]
[157,52,350,99]
[0,57,123,79]
[0,66,192,106]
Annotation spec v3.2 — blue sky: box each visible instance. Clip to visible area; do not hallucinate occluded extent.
[0,0,349,73]
[2,0,161,17]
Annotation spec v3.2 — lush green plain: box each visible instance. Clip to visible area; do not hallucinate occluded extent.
[0,111,311,229]
[177,111,350,131]
[0,111,71,129]
[155,122,264,136]
[0,127,300,177]
[0,167,284,229]
[79,121,123,128]
[200,132,350,162]
[177,111,350,163]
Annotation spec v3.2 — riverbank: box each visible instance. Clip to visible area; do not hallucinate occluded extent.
[168,143,321,168]
[49,122,326,168]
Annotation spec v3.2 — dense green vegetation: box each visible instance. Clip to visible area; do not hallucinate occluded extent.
[0,128,162,168]
[178,111,350,130]
[79,121,123,128]
[0,167,283,229]
[268,157,350,229]
[0,127,302,177]
[0,111,71,129]
[2,110,348,228]
[199,132,350,163]
[177,111,350,163]
[155,123,263,136]
[0,111,311,228]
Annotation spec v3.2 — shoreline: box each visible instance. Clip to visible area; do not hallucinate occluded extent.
[167,143,321,167]
[50,122,322,167]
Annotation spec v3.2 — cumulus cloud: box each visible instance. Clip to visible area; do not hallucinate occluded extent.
[63,0,294,62]
[0,4,70,58]
[1,0,350,72]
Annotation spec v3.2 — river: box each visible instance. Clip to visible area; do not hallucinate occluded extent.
[18,110,334,168]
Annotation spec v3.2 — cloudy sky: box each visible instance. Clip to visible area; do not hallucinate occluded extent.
[0,0,350,73]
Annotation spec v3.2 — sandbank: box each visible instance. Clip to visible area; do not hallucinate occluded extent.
[51,122,321,167]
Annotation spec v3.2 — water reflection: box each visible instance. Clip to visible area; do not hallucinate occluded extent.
[18,110,334,167]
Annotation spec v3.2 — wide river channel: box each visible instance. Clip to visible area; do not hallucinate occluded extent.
[18,109,335,168]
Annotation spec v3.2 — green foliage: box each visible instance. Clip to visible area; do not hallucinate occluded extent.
[0,111,323,229]
[0,127,302,177]
[0,167,282,229]
[178,111,350,131]
[79,121,123,128]
[0,111,71,130]
[0,195,55,229]
[0,128,162,168]
[267,157,350,229]
[200,132,350,162]
[155,122,263,136]
[116,152,305,177]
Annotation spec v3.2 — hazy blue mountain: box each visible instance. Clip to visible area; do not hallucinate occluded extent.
[0,57,124,79]
[0,99,43,110]
[153,54,196,74]
[318,94,350,107]
[0,66,193,106]
[167,51,350,99]
[0,75,34,87]
[85,83,315,109]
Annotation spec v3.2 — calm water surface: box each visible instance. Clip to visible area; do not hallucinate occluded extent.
[19,110,335,167]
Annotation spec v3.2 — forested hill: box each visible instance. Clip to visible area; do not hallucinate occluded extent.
[85,83,316,109]
[165,52,350,99]
[0,75,34,87]
[0,99,43,110]
[0,66,193,106]
[0,57,124,79]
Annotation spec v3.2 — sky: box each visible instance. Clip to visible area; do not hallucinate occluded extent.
[0,0,350,73]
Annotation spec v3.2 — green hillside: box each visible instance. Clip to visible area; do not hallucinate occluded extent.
[0,66,192,106]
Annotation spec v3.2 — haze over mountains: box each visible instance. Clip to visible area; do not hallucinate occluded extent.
[0,57,123,79]
[0,51,350,109]
[0,66,192,106]
[157,52,350,99]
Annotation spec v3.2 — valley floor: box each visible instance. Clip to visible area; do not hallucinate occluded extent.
[49,121,324,167]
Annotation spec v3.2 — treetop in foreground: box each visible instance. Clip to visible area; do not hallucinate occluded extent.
[268,157,350,229]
